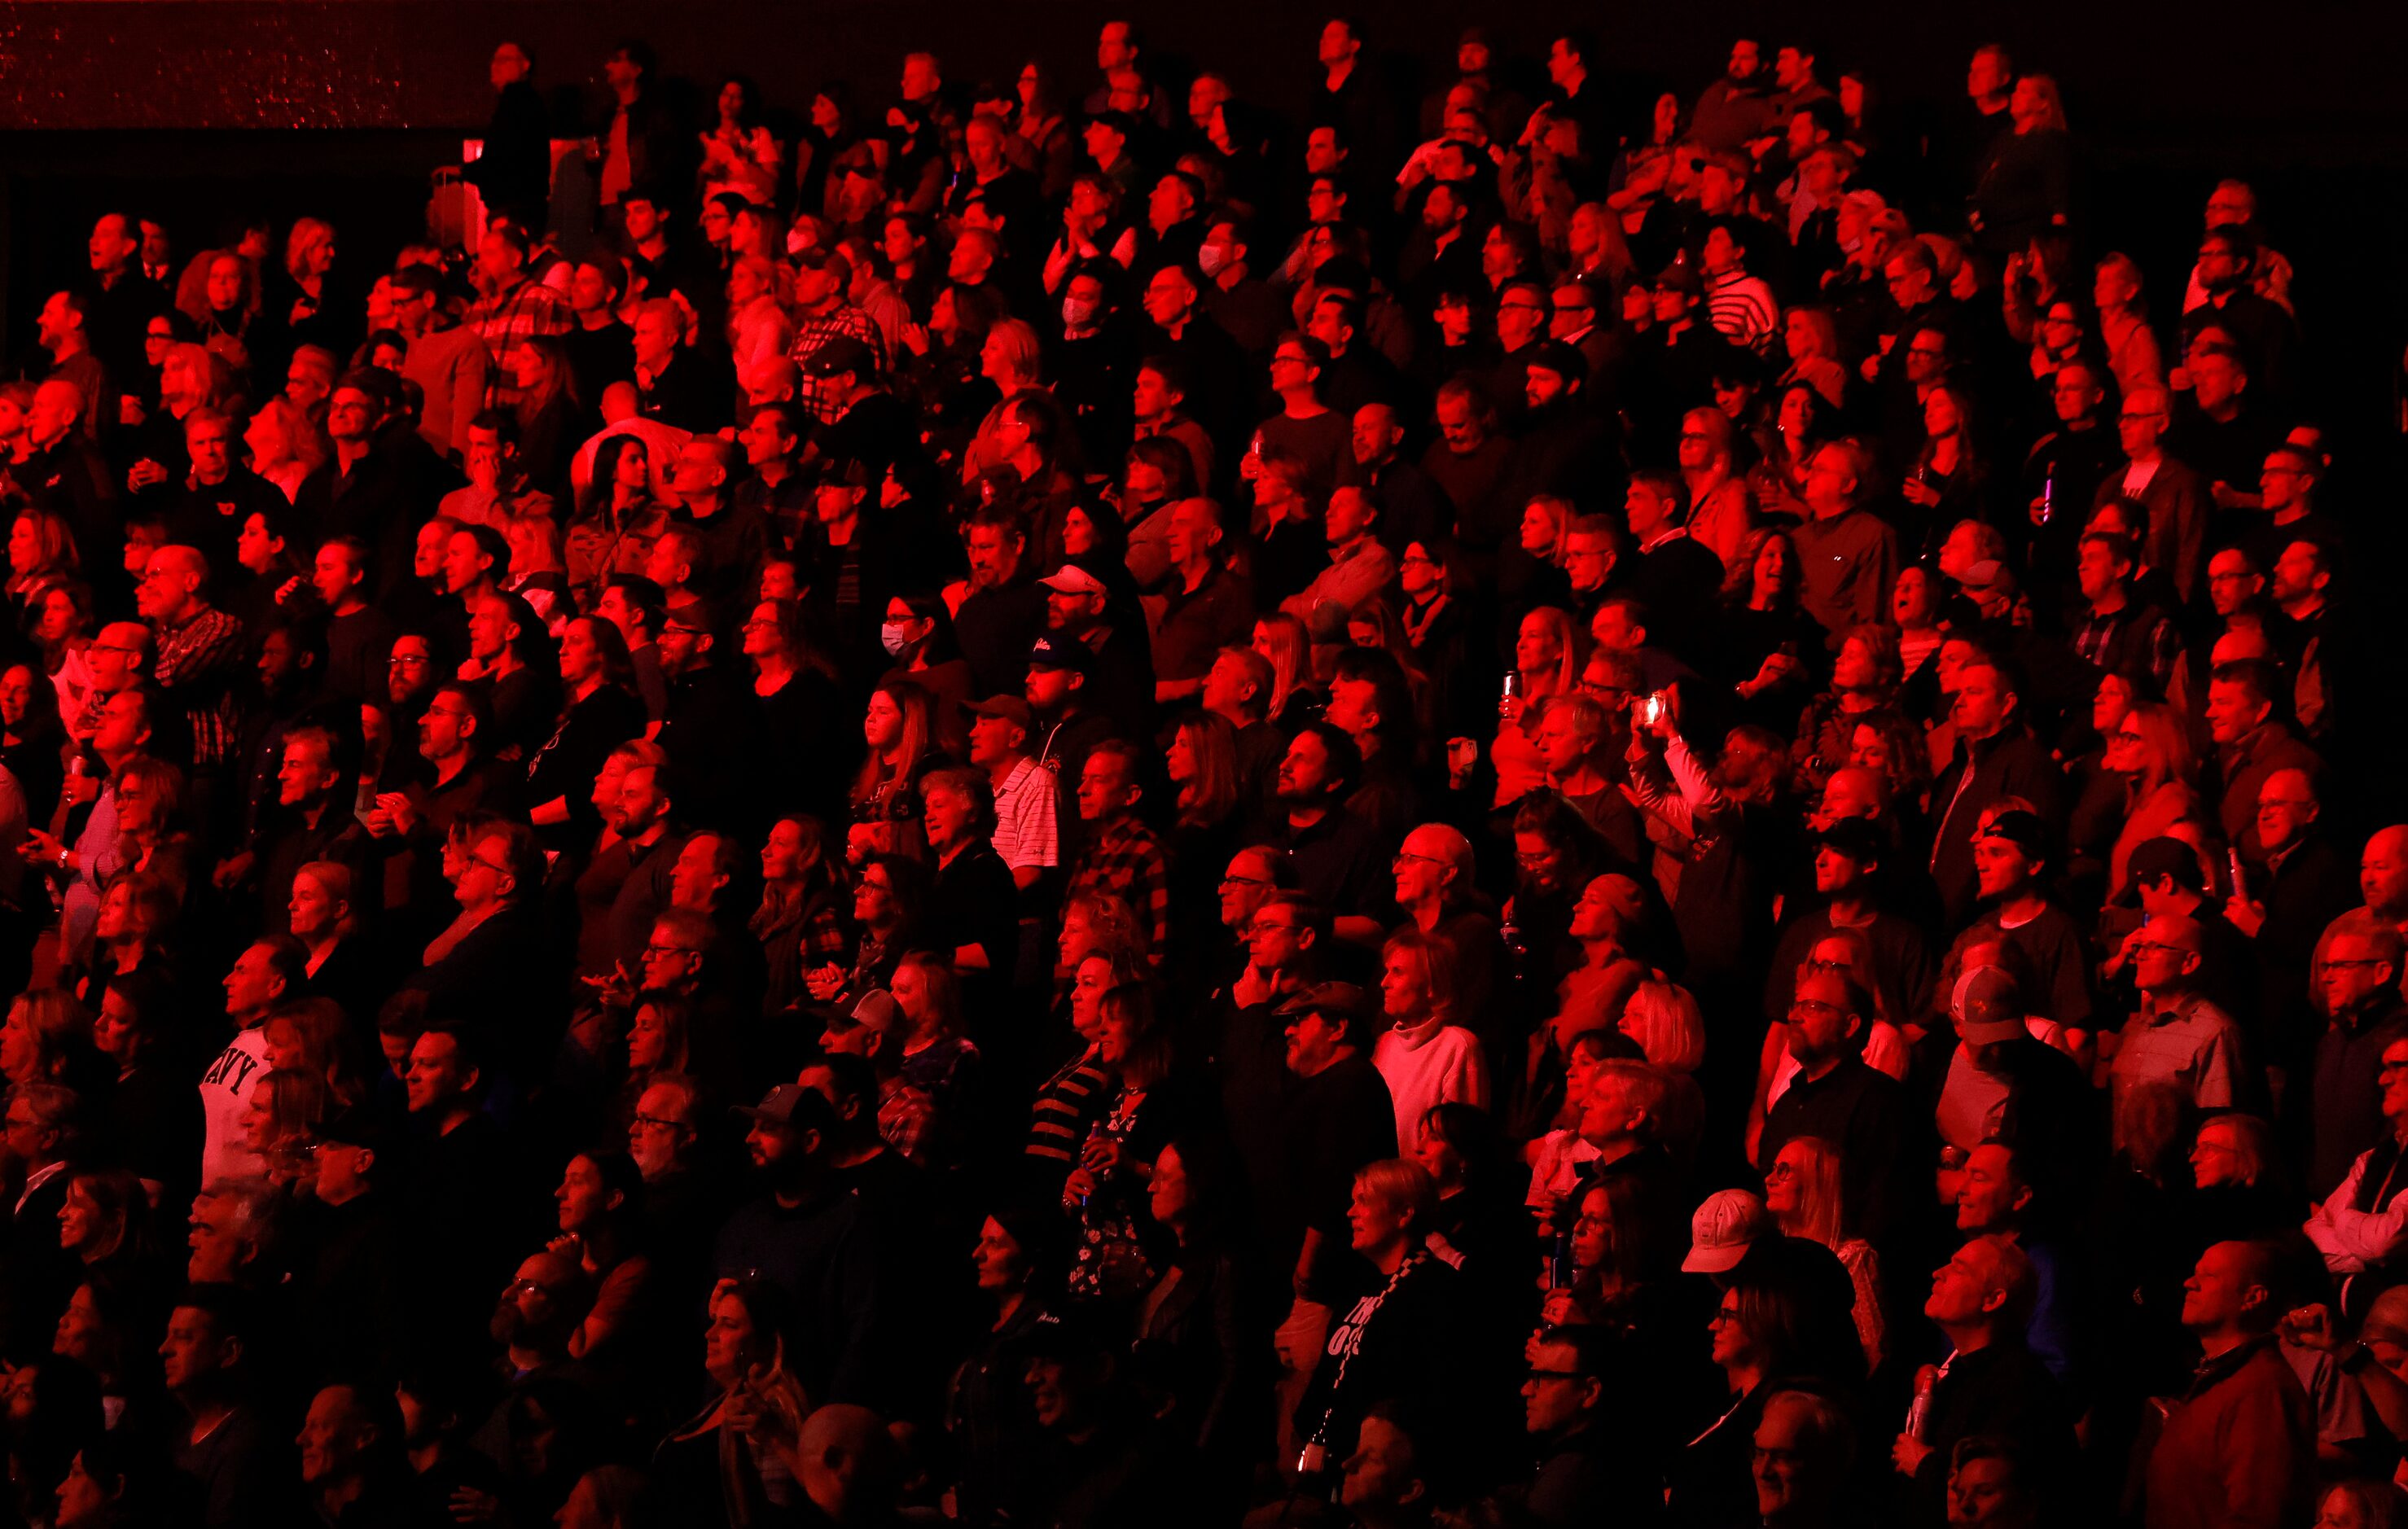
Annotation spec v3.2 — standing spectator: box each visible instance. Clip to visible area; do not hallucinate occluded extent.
[2142,1240,2314,1529]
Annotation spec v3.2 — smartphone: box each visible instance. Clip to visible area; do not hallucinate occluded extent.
[2228,849,2248,904]
[1640,690,1668,727]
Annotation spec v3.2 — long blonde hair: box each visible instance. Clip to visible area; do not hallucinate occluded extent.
[1517,606,1583,695]
[1253,614,1312,719]
[1770,1135,1852,1246]
[1620,979,1705,1073]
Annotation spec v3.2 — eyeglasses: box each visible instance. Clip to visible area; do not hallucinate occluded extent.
[2126,941,2191,957]
[644,940,700,958]
[1765,1161,1796,1181]
[1787,999,1844,1019]
[1250,919,1302,935]
[389,653,429,668]
[2328,958,2392,972]
[1220,874,1271,888]
[1393,851,1449,869]
[631,1112,683,1131]
[1708,1307,1743,1325]
[470,854,514,878]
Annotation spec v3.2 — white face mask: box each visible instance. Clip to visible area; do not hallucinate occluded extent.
[1062,296,1098,329]
[879,621,915,657]
[1198,243,1230,277]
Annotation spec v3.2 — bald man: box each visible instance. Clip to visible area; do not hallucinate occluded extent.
[667,434,770,602]
[1391,821,1503,1032]
[1349,401,1445,552]
[2362,826,2408,931]
[2145,1239,2313,1527]
[1893,1235,2071,1518]
[2223,773,2356,1090]
[2111,913,2244,1127]
[19,377,116,567]
[792,1402,901,1522]
[2307,922,2408,1198]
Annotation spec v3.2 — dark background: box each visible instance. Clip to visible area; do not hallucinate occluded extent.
[0,1,2399,432]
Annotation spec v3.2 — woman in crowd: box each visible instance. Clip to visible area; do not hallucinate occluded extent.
[240,1066,331,1189]
[1028,948,1141,1189]
[1898,385,1993,558]
[1486,607,1582,810]
[615,997,692,1135]
[528,615,646,850]
[567,436,669,607]
[1165,710,1248,956]
[1135,1134,1252,1469]
[1,990,103,1099]
[553,1151,655,1365]
[1714,529,1819,726]
[948,1207,1056,1526]
[1746,382,1833,522]
[243,393,330,503]
[877,591,972,742]
[176,248,261,375]
[1762,1135,1885,1373]
[1777,307,1852,413]
[806,851,926,1007]
[90,973,192,1198]
[753,816,849,1021]
[1498,497,1575,639]
[1790,623,1903,795]
[1293,1159,1459,1474]
[879,941,983,1172]
[6,510,78,628]
[656,1277,808,1522]
[1247,612,1320,734]
[1063,981,1186,1303]
[2100,698,2203,902]
[0,656,64,827]
[849,680,943,862]
[262,995,366,1115]
[743,597,849,823]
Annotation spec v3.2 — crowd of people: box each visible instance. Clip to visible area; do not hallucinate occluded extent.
[0,15,2392,1528]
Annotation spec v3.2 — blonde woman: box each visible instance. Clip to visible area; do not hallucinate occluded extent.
[1763,1135,1884,1371]
[2103,700,2202,900]
[243,394,329,502]
[1250,613,1318,726]
[1480,607,1582,808]
[1775,308,1850,412]
[1615,978,1710,1154]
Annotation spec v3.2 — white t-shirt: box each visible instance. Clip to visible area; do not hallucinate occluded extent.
[198,1023,273,1188]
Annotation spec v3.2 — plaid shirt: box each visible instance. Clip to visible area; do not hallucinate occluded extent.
[153,605,246,772]
[470,277,572,410]
[1068,813,1170,957]
[787,302,888,426]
